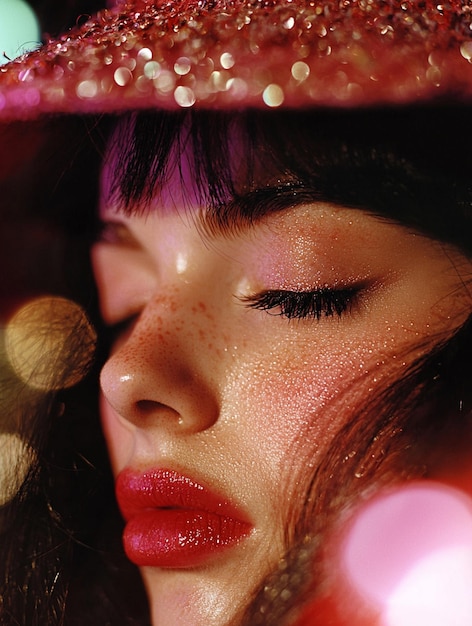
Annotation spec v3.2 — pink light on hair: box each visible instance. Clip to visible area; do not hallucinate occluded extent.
[342,482,472,626]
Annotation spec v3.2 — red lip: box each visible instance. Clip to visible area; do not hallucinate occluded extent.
[115,468,253,568]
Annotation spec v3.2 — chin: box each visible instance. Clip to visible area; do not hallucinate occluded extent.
[142,560,258,626]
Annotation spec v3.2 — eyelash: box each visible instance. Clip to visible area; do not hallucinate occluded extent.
[241,287,359,320]
[104,288,359,342]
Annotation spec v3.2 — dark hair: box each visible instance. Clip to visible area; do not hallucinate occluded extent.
[109,106,472,255]
[0,117,149,625]
[1,105,471,625]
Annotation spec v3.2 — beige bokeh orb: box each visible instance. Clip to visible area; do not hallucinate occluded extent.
[0,432,35,506]
[5,296,97,391]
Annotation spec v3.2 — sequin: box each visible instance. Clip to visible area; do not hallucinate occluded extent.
[0,0,472,119]
[460,41,472,62]
[77,79,98,98]
[263,84,284,107]
[154,70,175,94]
[137,47,153,61]
[114,66,133,86]
[426,66,442,87]
[220,52,235,70]
[291,61,310,81]
[18,68,34,83]
[174,85,196,107]
[210,70,228,92]
[144,60,161,79]
[174,57,192,76]
[226,76,248,99]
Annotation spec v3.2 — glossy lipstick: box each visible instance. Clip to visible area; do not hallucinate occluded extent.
[116,468,253,568]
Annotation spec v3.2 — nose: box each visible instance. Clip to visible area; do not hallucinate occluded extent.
[99,295,220,434]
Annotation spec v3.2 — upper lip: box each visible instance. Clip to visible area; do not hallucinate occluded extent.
[116,467,251,524]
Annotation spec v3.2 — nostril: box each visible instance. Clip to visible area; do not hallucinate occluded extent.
[134,399,188,429]
[136,399,166,413]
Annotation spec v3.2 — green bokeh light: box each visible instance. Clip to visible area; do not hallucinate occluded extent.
[0,0,40,65]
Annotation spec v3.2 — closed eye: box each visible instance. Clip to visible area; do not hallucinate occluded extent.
[104,313,140,348]
[240,287,360,320]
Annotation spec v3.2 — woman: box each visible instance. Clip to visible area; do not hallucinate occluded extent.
[1,1,472,624]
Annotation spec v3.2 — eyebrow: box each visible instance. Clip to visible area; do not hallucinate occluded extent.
[197,180,326,238]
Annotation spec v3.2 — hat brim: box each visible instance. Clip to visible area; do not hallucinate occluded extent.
[1,0,472,120]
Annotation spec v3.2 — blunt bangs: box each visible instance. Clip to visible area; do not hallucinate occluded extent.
[107,107,472,254]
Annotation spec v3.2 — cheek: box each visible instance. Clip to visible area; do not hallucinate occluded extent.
[226,321,437,483]
[220,344,361,507]
[99,393,135,474]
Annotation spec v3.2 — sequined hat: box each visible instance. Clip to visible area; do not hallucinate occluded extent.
[1,0,472,119]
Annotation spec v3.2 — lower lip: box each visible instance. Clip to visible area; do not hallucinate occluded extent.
[123,509,252,568]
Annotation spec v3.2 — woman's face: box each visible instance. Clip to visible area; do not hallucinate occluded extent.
[91,128,472,626]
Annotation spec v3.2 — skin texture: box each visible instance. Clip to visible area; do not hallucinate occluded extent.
[91,138,472,625]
